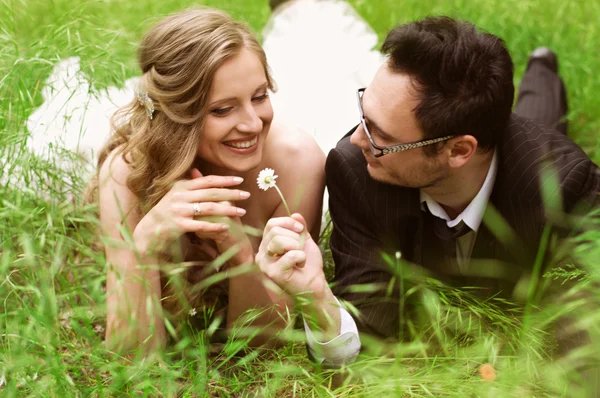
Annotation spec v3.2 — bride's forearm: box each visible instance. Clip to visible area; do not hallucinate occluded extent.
[105,236,167,353]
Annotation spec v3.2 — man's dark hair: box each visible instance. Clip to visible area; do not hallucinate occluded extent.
[381,16,514,153]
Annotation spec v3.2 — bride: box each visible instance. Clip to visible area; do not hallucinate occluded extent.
[22,0,384,353]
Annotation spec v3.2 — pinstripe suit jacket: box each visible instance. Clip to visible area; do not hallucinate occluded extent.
[326,113,600,339]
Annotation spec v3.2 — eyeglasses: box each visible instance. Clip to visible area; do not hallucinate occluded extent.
[356,88,456,158]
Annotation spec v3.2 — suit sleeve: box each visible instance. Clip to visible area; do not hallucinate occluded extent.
[325,147,400,339]
[562,158,600,214]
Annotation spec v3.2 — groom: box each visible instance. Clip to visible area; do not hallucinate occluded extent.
[257,16,600,368]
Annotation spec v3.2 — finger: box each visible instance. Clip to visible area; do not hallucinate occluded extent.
[179,218,230,234]
[183,188,250,203]
[264,216,305,236]
[289,213,311,253]
[263,250,306,283]
[276,250,307,274]
[179,175,245,190]
[256,250,277,273]
[267,235,302,256]
[261,226,301,252]
[291,213,308,230]
[217,201,244,224]
[190,168,203,179]
[291,213,311,240]
[259,217,303,255]
[181,201,246,218]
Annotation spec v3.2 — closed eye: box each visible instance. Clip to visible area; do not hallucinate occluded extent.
[371,129,388,142]
[252,93,269,102]
[210,91,268,116]
[365,118,394,143]
[210,107,233,116]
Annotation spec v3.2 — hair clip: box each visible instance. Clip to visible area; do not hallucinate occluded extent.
[135,83,155,120]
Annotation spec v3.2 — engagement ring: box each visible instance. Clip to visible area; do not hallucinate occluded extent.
[193,202,202,217]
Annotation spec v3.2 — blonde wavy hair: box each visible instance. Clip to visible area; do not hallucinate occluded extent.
[87,8,275,321]
[87,7,275,212]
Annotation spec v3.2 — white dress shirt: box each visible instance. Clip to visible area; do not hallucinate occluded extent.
[305,151,498,364]
[420,151,498,270]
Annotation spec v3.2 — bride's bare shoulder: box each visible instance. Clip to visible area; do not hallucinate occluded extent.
[97,146,143,220]
[98,146,132,189]
[267,120,324,160]
[266,120,325,177]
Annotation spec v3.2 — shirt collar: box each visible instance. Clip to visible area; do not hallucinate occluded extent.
[420,150,498,232]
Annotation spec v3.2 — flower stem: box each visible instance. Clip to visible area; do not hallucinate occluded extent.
[273,185,291,216]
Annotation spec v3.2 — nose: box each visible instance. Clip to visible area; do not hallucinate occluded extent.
[350,123,368,149]
[237,104,263,134]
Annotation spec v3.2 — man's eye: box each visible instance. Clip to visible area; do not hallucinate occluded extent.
[210,107,233,116]
[365,123,380,139]
[368,128,388,144]
[252,93,269,102]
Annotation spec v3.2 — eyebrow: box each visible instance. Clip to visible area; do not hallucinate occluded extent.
[208,82,269,107]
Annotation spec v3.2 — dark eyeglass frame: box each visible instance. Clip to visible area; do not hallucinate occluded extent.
[356,88,456,158]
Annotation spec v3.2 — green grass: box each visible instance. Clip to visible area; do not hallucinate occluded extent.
[1,0,600,396]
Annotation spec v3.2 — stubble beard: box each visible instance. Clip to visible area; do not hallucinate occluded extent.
[366,161,446,189]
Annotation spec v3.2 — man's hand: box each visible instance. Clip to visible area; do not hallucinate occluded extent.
[256,214,341,340]
[256,214,325,295]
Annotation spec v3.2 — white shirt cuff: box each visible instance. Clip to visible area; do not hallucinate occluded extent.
[303,296,361,365]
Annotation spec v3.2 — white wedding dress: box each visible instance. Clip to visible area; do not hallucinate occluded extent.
[21,0,383,185]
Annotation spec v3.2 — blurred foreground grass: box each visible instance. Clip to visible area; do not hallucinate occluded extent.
[1,0,599,396]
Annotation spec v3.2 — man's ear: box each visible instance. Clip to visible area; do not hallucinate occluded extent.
[447,135,478,169]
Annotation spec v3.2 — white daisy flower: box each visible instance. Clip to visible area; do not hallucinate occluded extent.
[189,308,197,317]
[257,168,278,191]
[257,168,291,215]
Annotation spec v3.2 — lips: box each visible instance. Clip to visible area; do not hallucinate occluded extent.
[223,136,258,149]
[222,135,260,154]
[363,152,379,166]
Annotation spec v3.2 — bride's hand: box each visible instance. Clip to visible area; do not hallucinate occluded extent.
[209,211,254,266]
[133,168,249,254]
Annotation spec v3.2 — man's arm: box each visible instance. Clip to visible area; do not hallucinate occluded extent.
[561,157,600,215]
[300,141,405,365]
[256,138,410,364]
[303,298,361,365]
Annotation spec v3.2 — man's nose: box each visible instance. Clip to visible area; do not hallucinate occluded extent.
[350,123,368,148]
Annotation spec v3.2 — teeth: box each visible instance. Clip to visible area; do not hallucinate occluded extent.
[224,136,258,149]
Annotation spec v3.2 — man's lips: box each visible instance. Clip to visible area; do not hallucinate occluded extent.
[363,152,379,166]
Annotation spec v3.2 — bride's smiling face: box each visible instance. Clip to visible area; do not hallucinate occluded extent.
[197,47,274,173]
